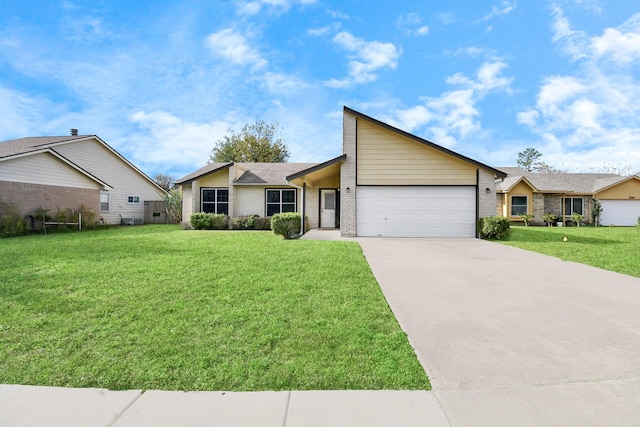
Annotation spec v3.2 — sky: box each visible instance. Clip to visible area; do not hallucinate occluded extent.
[1,0,639,179]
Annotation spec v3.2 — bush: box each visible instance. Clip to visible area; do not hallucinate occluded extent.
[190,212,228,230]
[232,215,272,230]
[271,212,308,239]
[0,198,28,238]
[478,216,510,240]
[542,213,558,227]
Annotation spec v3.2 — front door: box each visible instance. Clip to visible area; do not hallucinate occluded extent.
[320,189,336,228]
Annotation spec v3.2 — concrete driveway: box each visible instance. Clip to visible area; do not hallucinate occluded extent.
[358,238,640,426]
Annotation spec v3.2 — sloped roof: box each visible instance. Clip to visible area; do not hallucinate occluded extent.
[0,135,91,159]
[175,162,233,184]
[496,167,631,194]
[234,162,317,185]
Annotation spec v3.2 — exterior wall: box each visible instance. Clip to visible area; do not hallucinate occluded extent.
[199,171,229,187]
[543,194,562,217]
[234,186,301,218]
[0,180,100,219]
[55,139,164,224]
[0,153,99,189]
[340,113,357,237]
[305,186,319,229]
[478,169,496,218]
[356,120,476,185]
[182,186,193,222]
[532,193,545,225]
[597,179,640,200]
[496,193,506,217]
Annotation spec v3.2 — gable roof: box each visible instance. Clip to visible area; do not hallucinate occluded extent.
[175,162,233,185]
[175,162,321,186]
[496,167,635,194]
[0,135,166,193]
[285,154,346,181]
[344,106,507,179]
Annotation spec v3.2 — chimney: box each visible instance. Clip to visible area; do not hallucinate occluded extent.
[71,128,78,136]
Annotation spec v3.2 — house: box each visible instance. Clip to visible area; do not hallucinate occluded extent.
[0,131,166,225]
[177,106,506,238]
[496,167,640,226]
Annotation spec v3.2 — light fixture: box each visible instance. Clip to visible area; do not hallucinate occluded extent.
[485,187,491,193]
[346,187,351,193]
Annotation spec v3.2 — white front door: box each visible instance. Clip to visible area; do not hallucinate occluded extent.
[320,189,336,228]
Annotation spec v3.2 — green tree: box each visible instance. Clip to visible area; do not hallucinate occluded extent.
[209,120,290,163]
[517,148,543,171]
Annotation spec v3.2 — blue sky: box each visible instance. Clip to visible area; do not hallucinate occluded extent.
[1,0,639,179]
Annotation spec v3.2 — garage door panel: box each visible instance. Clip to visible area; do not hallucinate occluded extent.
[600,200,640,226]
[357,186,476,237]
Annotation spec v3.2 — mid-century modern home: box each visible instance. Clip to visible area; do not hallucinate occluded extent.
[497,167,640,226]
[0,132,166,225]
[177,107,507,238]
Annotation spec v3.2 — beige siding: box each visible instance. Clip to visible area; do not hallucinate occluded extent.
[0,153,100,189]
[507,181,534,219]
[235,187,265,217]
[182,186,193,221]
[55,139,164,224]
[356,120,476,185]
[597,179,640,200]
[199,170,229,187]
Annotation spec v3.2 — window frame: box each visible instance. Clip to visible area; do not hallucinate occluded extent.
[265,188,297,217]
[510,195,528,216]
[100,191,109,212]
[127,195,140,204]
[564,197,584,217]
[201,188,229,215]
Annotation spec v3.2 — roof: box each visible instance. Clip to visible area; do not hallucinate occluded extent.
[175,162,322,186]
[285,154,346,181]
[496,167,635,194]
[0,135,166,193]
[344,106,508,179]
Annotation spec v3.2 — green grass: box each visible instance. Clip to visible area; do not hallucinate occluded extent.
[500,226,640,278]
[0,225,429,391]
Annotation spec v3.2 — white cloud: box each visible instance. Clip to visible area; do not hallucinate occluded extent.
[396,13,430,36]
[391,61,512,146]
[518,7,640,171]
[480,1,516,21]
[129,110,235,176]
[234,0,316,15]
[325,32,400,88]
[205,28,267,68]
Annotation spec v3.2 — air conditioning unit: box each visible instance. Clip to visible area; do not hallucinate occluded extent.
[121,218,144,225]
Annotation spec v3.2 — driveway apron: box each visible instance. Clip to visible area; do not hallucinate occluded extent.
[358,238,640,426]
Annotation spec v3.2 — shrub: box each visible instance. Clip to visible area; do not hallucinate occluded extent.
[478,216,510,240]
[190,212,211,230]
[571,212,584,227]
[164,188,182,223]
[190,212,228,230]
[0,198,28,238]
[232,215,272,230]
[271,212,309,239]
[542,213,558,227]
[518,213,534,226]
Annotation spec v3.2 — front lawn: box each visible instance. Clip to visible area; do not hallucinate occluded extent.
[500,226,640,278]
[0,225,429,391]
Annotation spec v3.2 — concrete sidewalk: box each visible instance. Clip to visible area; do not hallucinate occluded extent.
[0,385,450,427]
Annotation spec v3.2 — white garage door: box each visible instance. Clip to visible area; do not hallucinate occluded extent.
[356,186,476,237]
[600,200,640,226]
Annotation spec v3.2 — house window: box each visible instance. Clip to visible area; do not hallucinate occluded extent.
[564,197,583,216]
[100,191,109,212]
[127,196,140,204]
[266,189,296,216]
[511,196,528,216]
[201,188,229,215]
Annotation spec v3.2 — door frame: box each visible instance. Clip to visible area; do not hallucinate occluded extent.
[319,188,340,229]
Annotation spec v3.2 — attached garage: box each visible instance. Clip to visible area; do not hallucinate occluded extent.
[600,200,640,226]
[356,186,476,237]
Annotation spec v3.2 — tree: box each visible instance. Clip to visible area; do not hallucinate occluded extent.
[517,148,543,171]
[517,148,556,172]
[154,173,175,191]
[163,187,182,224]
[209,120,290,163]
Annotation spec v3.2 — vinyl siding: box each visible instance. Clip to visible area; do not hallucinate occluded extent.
[198,170,229,187]
[54,139,163,224]
[0,153,100,189]
[507,181,534,218]
[356,120,476,185]
[597,179,640,200]
[235,186,300,217]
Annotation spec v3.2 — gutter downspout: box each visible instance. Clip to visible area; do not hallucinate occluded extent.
[286,180,306,237]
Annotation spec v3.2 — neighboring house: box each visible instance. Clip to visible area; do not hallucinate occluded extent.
[0,132,166,225]
[177,106,506,238]
[496,167,640,226]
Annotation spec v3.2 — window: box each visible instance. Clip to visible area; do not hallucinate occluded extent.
[564,197,583,216]
[100,191,109,212]
[266,189,296,216]
[201,188,229,215]
[511,196,528,216]
[127,196,140,204]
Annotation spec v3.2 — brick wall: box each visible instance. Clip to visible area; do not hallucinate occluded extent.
[0,180,100,218]
[478,169,497,218]
[340,113,357,237]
